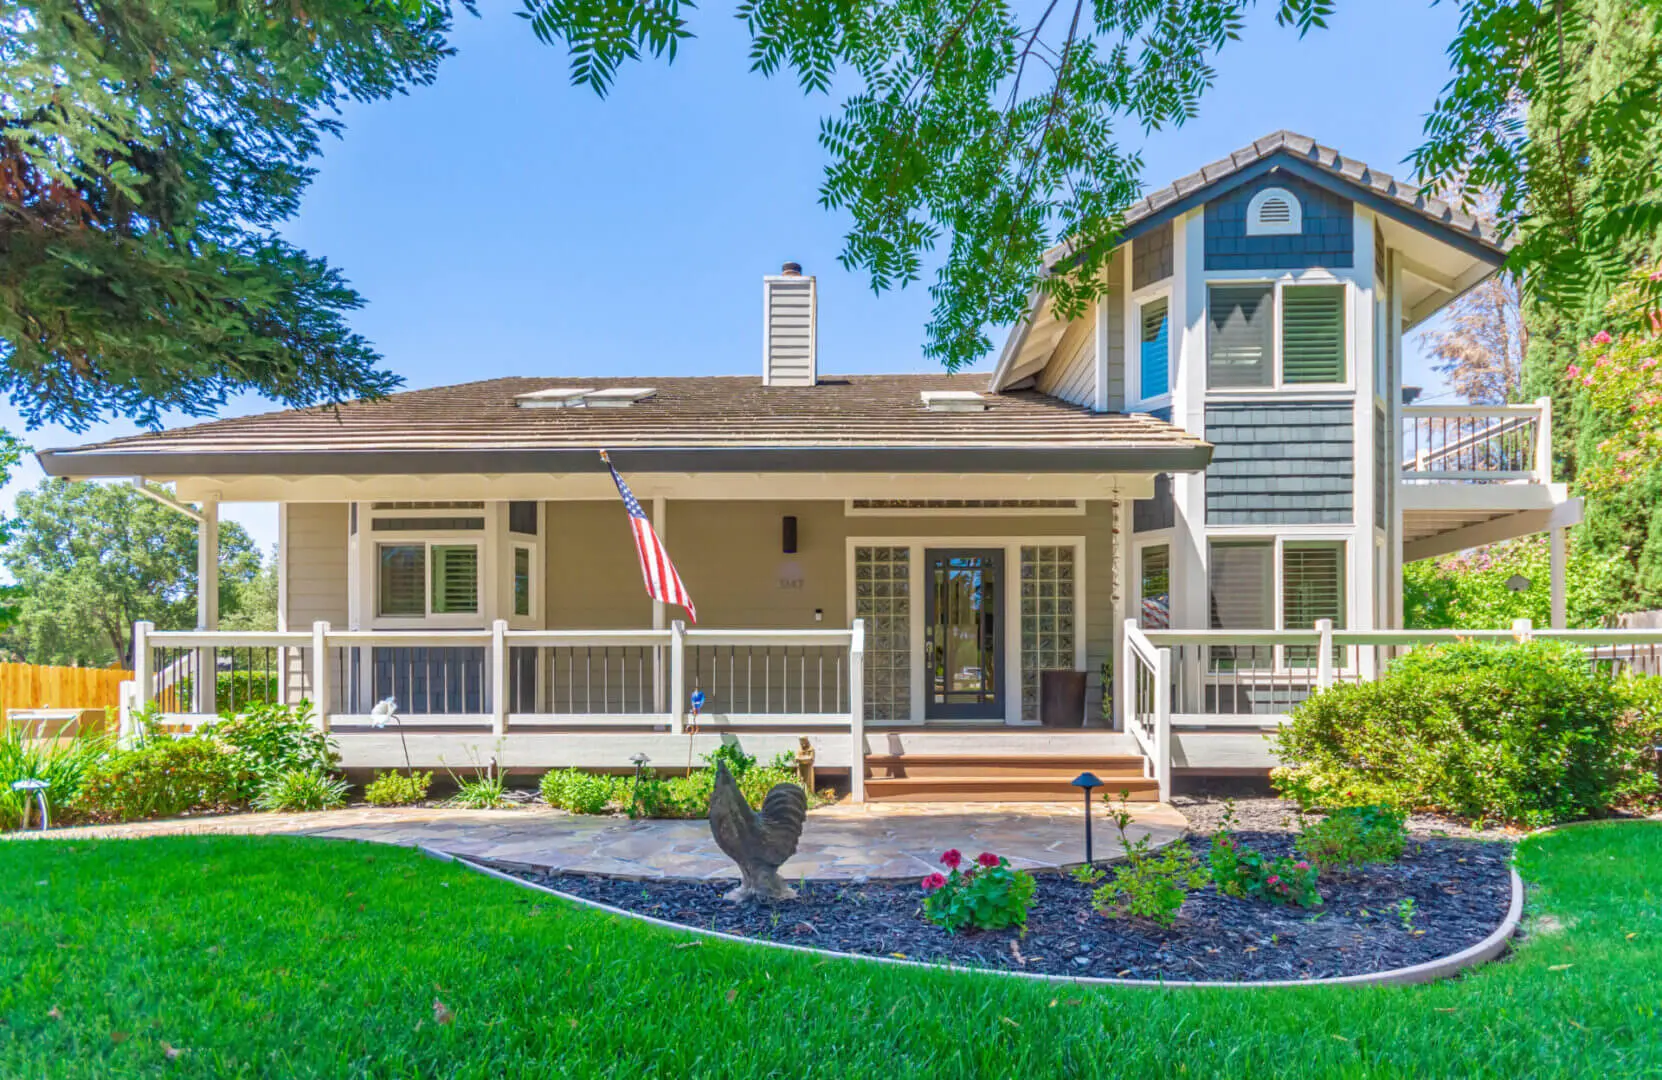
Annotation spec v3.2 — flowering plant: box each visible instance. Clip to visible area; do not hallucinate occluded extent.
[920,848,1035,933]
[1567,265,1662,498]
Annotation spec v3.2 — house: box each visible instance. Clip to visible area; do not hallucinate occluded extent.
[39,131,1580,800]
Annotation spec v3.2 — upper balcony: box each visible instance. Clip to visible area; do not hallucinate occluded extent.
[1397,397,1581,561]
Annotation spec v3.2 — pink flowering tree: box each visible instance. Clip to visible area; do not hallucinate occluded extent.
[1572,267,1662,501]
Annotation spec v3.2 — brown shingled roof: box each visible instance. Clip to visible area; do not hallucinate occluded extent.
[40,374,1211,477]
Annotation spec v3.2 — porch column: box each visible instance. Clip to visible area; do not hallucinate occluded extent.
[193,498,219,714]
[1550,527,1567,629]
[653,496,666,712]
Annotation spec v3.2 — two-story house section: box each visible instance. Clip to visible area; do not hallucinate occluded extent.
[991,130,1580,672]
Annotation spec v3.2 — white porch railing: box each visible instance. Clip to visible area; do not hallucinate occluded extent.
[131,618,868,802]
[1400,397,1552,483]
[1127,618,1662,799]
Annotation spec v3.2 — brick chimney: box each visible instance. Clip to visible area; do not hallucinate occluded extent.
[762,262,816,386]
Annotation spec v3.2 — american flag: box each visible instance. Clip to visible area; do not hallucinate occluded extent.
[601,451,697,623]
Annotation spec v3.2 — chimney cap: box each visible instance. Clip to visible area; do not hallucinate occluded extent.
[781,261,803,276]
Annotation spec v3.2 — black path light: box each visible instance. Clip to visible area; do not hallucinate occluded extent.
[1072,771,1104,864]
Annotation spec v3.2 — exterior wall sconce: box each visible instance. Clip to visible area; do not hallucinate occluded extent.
[782,516,798,554]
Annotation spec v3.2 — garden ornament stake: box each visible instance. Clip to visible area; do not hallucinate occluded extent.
[686,688,705,775]
[370,698,413,777]
[1071,772,1104,864]
[12,779,50,832]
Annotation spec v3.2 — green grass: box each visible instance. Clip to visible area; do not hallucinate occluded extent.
[1,824,1658,1078]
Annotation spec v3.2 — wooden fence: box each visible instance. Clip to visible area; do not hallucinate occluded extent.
[0,662,132,719]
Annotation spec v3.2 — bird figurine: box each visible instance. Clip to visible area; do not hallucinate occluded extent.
[707,760,808,902]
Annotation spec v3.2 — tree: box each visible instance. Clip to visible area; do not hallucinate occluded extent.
[0,1,454,431]
[1403,533,1630,629]
[0,480,261,666]
[1419,273,1526,405]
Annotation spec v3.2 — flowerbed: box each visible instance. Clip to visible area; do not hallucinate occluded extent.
[494,833,1514,982]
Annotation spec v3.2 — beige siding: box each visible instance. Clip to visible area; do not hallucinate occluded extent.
[544,501,654,628]
[1031,250,1126,411]
[282,503,348,705]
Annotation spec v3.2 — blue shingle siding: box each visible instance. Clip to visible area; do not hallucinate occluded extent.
[1134,473,1175,533]
[1204,175,1354,271]
[1205,403,1353,524]
[1132,221,1174,289]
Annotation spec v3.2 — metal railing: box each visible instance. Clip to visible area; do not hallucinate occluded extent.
[131,619,869,801]
[1400,398,1552,483]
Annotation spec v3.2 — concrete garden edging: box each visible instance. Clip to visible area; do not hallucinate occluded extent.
[423,845,1526,990]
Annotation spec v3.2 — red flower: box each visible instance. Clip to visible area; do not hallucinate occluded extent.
[1593,330,1614,345]
[1266,875,1281,886]
[1294,861,1309,871]
[921,872,947,892]
[940,849,963,870]
[976,852,1001,869]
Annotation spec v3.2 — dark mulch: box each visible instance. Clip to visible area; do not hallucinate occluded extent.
[485,833,1514,982]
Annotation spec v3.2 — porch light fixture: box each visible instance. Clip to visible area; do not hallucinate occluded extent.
[782,515,798,554]
[11,779,49,832]
[1071,771,1104,864]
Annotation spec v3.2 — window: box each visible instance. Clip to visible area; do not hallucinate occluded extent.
[513,546,533,617]
[509,501,538,536]
[1282,542,1344,665]
[429,545,479,614]
[1246,187,1302,236]
[1280,285,1346,383]
[378,545,426,617]
[377,542,480,618]
[1139,545,1170,629]
[1207,285,1274,388]
[1209,541,1273,670]
[1139,298,1170,400]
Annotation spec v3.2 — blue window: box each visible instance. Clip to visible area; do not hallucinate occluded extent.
[1139,298,1170,400]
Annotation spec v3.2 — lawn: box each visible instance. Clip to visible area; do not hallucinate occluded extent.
[1,824,1657,1078]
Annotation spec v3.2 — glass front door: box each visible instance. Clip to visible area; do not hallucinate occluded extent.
[924,549,1004,720]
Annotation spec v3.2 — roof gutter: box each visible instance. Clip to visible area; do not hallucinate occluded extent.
[38,443,1214,480]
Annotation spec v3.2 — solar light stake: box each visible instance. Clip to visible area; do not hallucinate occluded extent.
[1071,771,1104,864]
[12,779,49,832]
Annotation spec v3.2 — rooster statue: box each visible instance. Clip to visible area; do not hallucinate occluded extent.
[707,760,808,902]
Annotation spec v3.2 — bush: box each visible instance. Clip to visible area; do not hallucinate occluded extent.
[364,770,433,807]
[542,760,825,819]
[207,702,336,800]
[72,736,242,823]
[1092,798,1207,927]
[1295,804,1407,873]
[254,769,348,812]
[0,725,111,831]
[540,768,626,814]
[920,849,1036,932]
[1209,835,1321,908]
[1273,641,1658,826]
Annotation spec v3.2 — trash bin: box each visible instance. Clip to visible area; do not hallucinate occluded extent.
[1039,670,1087,728]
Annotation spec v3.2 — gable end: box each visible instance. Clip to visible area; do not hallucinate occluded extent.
[1205,174,1354,271]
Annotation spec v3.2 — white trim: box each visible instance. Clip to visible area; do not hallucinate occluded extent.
[842,498,1084,517]
[1245,186,1302,236]
[845,534,1089,726]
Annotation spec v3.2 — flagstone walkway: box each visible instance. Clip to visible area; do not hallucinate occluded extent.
[32,801,1189,881]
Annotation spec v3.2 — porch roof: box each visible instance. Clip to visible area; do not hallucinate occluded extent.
[39,374,1212,478]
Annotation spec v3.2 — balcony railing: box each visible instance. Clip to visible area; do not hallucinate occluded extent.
[1400,397,1552,483]
[131,619,869,800]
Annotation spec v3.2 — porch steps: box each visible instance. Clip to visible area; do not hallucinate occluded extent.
[861,753,1157,803]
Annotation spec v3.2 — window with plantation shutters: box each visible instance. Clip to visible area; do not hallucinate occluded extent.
[1207,285,1273,388]
[1281,284,1346,383]
[1139,298,1170,400]
[1208,542,1273,670]
[1283,542,1345,666]
[430,545,479,615]
[377,545,425,617]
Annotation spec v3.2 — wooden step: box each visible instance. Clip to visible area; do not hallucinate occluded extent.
[862,753,1146,780]
[862,775,1161,803]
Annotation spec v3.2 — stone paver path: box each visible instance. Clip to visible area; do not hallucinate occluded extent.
[31,801,1188,881]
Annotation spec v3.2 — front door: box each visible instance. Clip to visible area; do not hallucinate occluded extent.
[924,549,1004,720]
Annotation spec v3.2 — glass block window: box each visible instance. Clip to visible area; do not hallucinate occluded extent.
[1019,546,1077,722]
[854,546,911,722]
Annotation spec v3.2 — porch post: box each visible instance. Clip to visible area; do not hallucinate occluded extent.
[849,618,866,803]
[669,619,686,734]
[491,619,509,737]
[311,621,331,731]
[1549,528,1567,629]
[133,620,153,715]
[193,498,219,714]
[1315,618,1335,689]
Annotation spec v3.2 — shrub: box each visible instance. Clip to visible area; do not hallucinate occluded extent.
[1092,797,1207,927]
[1295,804,1407,872]
[540,768,625,814]
[448,772,508,809]
[72,736,242,823]
[920,849,1036,932]
[1209,838,1321,908]
[364,770,433,807]
[207,702,336,800]
[254,769,348,812]
[0,725,112,831]
[1273,640,1656,825]
[542,762,824,819]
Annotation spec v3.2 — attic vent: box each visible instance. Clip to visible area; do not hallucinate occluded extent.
[514,387,656,409]
[1246,186,1301,236]
[920,390,987,412]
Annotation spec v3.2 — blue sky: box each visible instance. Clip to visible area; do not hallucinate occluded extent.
[3,0,1467,554]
